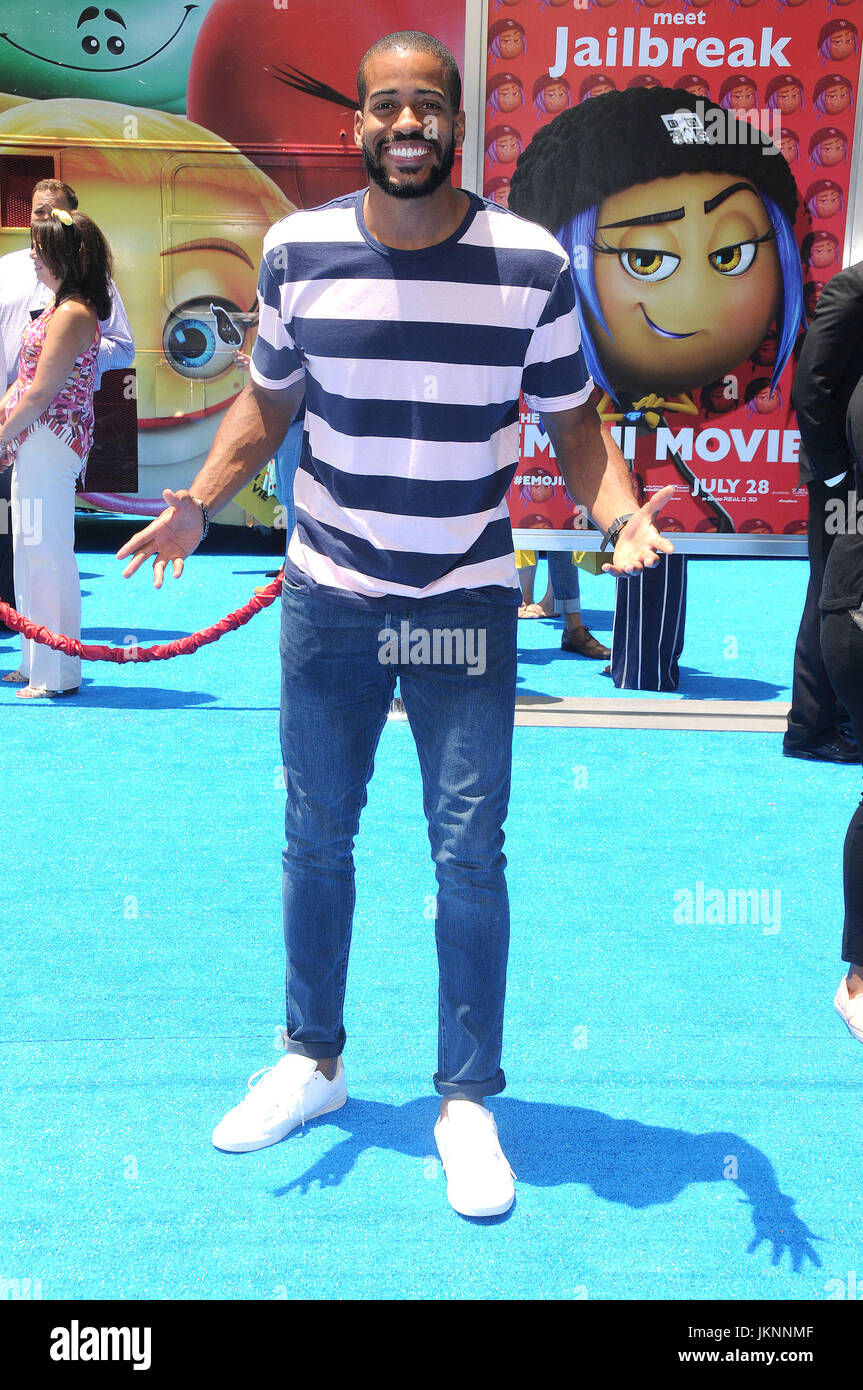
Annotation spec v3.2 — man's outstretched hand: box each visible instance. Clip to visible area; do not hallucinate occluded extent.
[116,489,205,588]
[601,484,676,578]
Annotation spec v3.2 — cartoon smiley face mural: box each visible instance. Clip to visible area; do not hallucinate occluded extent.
[0,99,293,516]
[0,1,214,111]
[509,88,802,405]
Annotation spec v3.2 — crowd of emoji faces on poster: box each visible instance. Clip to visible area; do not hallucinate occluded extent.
[489,0,862,538]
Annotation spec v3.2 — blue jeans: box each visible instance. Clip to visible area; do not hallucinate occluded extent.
[278,579,518,1099]
[547,550,581,613]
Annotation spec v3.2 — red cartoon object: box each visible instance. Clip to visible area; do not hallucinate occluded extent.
[188,0,464,152]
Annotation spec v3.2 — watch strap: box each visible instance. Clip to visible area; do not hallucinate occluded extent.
[600,512,635,552]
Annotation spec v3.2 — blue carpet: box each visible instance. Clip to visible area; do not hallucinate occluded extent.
[516,555,804,702]
[1,527,858,1301]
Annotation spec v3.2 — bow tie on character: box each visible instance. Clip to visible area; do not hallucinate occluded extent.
[597,391,734,532]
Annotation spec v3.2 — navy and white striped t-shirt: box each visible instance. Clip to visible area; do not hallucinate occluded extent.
[250,189,593,602]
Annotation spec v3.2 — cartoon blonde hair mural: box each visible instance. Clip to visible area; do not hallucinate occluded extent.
[0,98,294,521]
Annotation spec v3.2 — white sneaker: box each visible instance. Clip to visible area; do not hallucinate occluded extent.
[212,1053,347,1152]
[434,1100,515,1217]
[834,977,863,1044]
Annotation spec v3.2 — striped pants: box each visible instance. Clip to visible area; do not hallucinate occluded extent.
[610,553,687,691]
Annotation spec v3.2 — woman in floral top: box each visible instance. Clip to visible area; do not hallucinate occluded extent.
[0,209,112,697]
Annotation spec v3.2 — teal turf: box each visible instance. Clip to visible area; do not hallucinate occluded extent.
[1,525,859,1301]
[516,553,800,702]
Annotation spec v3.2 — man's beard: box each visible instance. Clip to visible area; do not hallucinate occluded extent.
[362,135,456,200]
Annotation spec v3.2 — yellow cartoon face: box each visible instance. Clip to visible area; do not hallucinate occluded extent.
[117,163,279,426]
[587,170,782,396]
[0,99,292,502]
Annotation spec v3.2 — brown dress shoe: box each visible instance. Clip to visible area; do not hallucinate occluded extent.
[561,625,611,660]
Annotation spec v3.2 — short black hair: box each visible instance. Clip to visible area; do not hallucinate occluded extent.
[357,31,461,111]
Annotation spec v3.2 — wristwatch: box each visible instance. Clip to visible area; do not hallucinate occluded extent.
[600,513,635,552]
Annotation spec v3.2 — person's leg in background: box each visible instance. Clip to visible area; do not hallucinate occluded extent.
[785,477,858,763]
[609,553,687,691]
[10,427,81,695]
[516,549,547,617]
[548,549,610,659]
[821,606,863,1039]
[7,457,31,681]
[0,462,15,629]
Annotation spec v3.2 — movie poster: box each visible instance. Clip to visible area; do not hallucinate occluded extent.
[488,0,863,543]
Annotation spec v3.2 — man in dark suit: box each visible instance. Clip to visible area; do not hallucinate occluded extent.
[784,264,863,763]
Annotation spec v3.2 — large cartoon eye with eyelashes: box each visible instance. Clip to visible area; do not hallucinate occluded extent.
[618,248,680,282]
[162,300,248,379]
[708,242,757,276]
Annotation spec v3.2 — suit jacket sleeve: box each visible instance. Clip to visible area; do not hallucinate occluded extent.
[791,268,863,481]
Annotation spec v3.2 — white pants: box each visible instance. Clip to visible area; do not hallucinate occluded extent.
[11,426,83,691]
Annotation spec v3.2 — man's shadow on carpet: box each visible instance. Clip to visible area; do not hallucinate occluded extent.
[271,1096,821,1269]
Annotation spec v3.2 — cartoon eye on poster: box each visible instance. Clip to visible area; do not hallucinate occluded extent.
[509,87,804,688]
[0,97,293,520]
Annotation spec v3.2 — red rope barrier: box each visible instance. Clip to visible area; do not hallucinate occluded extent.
[0,578,283,663]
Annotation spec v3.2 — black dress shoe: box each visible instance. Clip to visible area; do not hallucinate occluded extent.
[782,734,860,764]
[561,625,611,660]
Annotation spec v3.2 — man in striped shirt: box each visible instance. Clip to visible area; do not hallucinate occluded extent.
[119,30,672,1218]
